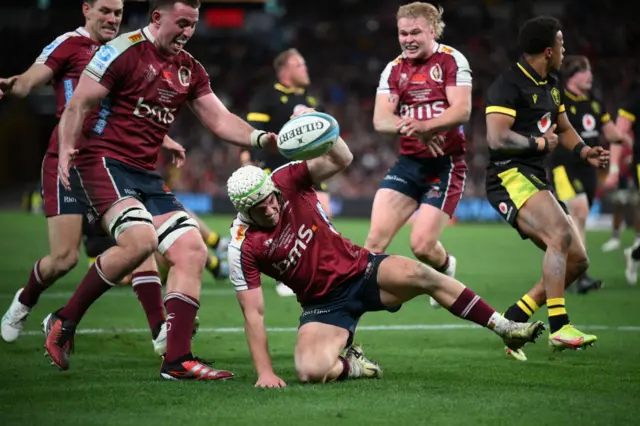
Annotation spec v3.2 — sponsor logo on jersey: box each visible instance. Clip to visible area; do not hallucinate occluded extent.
[536,112,552,133]
[411,73,427,84]
[272,224,314,275]
[399,101,446,120]
[133,97,176,124]
[235,225,247,242]
[90,45,118,72]
[128,32,143,43]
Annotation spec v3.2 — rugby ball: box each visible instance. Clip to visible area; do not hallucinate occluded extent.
[277,112,340,161]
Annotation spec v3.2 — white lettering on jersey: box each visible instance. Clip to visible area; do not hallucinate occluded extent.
[272,224,314,275]
[399,101,446,120]
[133,97,176,124]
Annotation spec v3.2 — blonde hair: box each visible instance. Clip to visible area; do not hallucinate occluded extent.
[397,2,445,40]
[273,48,301,75]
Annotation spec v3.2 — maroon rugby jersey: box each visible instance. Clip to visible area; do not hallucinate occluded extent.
[377,43,472,159]
[35,27,100,155]
[80,27,212,171]
[228,162,370,304]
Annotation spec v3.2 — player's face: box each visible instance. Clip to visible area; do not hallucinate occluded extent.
[549,30,565,72]
[287,54,310,88]
[397,17,434,60]
[250,193,280,227]
[573,65,593,91]
[154,2,199,55]
[84,0,123,43]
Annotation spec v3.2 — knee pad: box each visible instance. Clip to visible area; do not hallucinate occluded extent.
[108,206,154,240]
[156,211,199,255]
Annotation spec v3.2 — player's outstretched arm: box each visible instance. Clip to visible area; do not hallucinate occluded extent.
[486,113,554,153]
[557,112,609,168]
[189,93,276,150]
[306,136,353,184]
[0,64,53,99]
[236,287,286,388]
[373,92,401,134]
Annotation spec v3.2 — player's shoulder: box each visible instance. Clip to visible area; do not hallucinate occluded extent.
[176,48,206,70]
[270,161,305,188]
[435,43,469,65]
[104,29,147,57]
[382,54,405,72]
[36,27,89,61]
[229,216,255,250]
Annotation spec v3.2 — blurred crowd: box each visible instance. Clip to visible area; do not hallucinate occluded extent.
[1,0,639,198]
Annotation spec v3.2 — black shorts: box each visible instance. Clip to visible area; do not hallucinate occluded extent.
[298,254,401,348]
[82,216,116,258]
[550,162,597,206]
[486,163,568,239]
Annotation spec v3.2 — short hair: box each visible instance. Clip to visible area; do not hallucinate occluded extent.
[519,16,562,55]
[149,0,201,21]
[273,48,301,75]
[84,0,98,6]
[396,2,445,40]
[562,55,590,80]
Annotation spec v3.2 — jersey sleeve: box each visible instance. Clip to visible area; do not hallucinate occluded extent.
[188,59,213,100]
[485,75,519,118]
[619,94,640,125]
[442,48,472,87]
[228,223,262,291]
[34,35,75,77]
[84,42,135,91]
[270,161,313,191]
[376,57,401,95]
[246,90,272,131]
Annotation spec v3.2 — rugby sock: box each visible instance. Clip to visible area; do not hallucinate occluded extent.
[547,298,570,333]
[448,287,495,327]
[205,232,220,250]
[611,228,620,239]
[164,292,199,363]
[504,294,540,322]
[206,255,220,276]
[19,259,55,307]
[335,356,350,381]
[434,253,451,273]
[59,256,114,323]
[131,271,165,334]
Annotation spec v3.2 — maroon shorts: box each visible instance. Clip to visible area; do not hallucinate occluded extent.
[379,154,467,217]
[70,156,184,223]
[41,153,85,217]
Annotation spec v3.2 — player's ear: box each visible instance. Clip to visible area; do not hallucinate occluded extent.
[151,9,162,27]
[82,2,91,19]
[544,47,553,60]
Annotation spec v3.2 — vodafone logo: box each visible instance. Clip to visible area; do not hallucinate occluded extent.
[537,112,552,133]
[499,202,508,215]
[582,113,596,131]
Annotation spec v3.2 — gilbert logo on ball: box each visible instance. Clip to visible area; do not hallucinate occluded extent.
[277,112,340,161]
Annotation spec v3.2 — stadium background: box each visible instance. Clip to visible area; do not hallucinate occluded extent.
[0,0,637,223]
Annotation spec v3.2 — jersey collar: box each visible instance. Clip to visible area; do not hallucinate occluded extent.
[564,88,588,102]
[516,57,548,86]
[142,26,156,43]
[274,82,305,95]
[76,27,91,38]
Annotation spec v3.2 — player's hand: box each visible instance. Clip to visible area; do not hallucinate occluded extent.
[0,76,17,99]
[261,132,279,153]
[255,373,286,388]
[585,146,610,168]
[604,171,620,189]
[543,124,559,152]
[396,117,430,138]
[421,133,445,156]
[290,107,316,118]
[163,138,186,168]
[58,146,78,191]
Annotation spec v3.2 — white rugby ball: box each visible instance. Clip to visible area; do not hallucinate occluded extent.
[277,112,340,161]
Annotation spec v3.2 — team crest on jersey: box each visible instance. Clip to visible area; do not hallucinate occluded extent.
[591,101,600,114]
[532,94,538,104]
[178,66,191,87]
[570,105,577,115]
[429,64,443,83]
[537,112,552,133]
[550,88,561,106]
[582,113,596,131]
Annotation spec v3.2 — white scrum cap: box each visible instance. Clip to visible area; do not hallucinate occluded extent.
[227,165,277,215]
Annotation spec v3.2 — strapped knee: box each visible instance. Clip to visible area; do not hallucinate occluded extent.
[108,206,154,240]
[156,211,199,255]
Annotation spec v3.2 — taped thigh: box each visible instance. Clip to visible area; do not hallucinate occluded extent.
[108,206,154,240]
[156,211,199,255]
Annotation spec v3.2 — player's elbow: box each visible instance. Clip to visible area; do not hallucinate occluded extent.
[337,149,354,170]
[453,103,471,124]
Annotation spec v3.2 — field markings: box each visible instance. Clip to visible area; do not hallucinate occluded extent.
[21,323,640,336]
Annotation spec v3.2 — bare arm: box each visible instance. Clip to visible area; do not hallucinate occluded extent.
[236,287,276,378]
[2,64,54,99]
[306,136,353,183]
[373,93,401,134]
[423,86,472,133]
[189,93,269,149]
[486,113,548,152]
[58,74,109,152]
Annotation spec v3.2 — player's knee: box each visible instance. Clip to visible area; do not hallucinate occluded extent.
[125,228,159,260]
[570,249,590,275]
[295,359,330,383]
[50,248,79,274]
[547,222,573,252]
[365,232,389,253]
[172,234,208,270]
[407,261,439,293]
[410,235,438,260]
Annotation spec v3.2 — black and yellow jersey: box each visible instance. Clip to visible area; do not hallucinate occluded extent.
[485,57,565,171]
[246,82,322,172]
[618,90,640,163]
[548,89,611,168]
